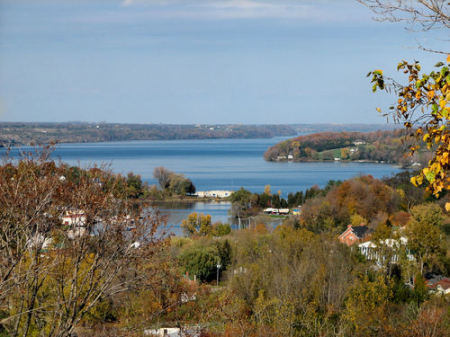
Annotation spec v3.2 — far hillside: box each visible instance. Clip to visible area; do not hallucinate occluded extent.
[264,129,431,167]
[0,122,395,147]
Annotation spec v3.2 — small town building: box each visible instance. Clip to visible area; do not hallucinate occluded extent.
[61,210,86,227]
[278,208,290,215]
[426,276,450,295]
[358,237,414,265]
[195,190,232,198]
[338,224,372,246]
[292,207,301,216]
[263,208,290,215]
[67,227,87,240]
[264,208,276,214]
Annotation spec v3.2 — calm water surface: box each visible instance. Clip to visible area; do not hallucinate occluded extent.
[43,138,401,194]
[3,138,402,231]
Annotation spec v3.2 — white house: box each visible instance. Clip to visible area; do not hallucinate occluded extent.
[61,210,86,227]
[358,237,414,265]
[67,227,87,239]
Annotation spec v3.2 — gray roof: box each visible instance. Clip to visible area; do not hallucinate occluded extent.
[352,226,371,239]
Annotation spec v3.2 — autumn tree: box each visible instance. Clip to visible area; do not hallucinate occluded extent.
[181,213,213,237]
[343,274,391,336]
[153,166,195,195]
[153,166,171,189]
[406,203,446,274]
[0,149,177,337]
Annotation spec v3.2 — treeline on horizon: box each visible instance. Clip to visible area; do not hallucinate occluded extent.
[264,129,431,167]
[0,122,396,146]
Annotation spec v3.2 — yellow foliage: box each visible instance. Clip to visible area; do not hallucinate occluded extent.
[370,58,450,197]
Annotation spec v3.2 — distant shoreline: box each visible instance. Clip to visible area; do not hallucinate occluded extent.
[0,122,397,147]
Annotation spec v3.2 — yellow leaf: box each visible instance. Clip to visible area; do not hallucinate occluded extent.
[446,202,450,212]
[447,54,450,64]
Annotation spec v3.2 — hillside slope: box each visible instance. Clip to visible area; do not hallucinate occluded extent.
[264,130,430,167]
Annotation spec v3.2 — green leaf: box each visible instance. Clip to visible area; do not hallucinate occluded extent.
[432,103,439,114]
[424,169,435,183]
[435,62,444,67]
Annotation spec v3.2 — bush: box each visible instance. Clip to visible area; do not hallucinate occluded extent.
[179,247,219,282]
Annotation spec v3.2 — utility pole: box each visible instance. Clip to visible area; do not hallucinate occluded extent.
[216,264,221,286]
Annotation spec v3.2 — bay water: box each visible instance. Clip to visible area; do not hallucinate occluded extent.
[3,138,402,232]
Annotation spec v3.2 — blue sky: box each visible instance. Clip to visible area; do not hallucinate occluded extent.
[0,0,447,124]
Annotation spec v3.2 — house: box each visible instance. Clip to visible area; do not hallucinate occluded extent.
[292,207,301,216]
[358,237,414,265]
[338,224,372,246]
[426,276,450,295]
[278,208,290,215]
[67,227,87,239]
[61,210,86,227]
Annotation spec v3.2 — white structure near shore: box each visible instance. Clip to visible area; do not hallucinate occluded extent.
[195,190,232,198]
[144,327,200,337]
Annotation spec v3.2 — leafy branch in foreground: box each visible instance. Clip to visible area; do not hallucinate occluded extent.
[368,57,450,205]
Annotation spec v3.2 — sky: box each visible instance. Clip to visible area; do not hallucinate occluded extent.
[0,0,447,124]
